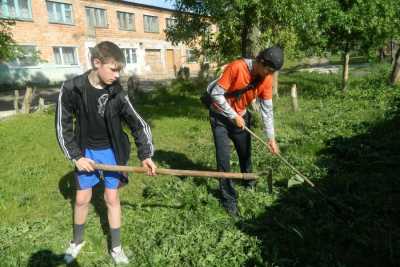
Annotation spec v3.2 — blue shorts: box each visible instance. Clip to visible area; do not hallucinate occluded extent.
[75,148,125,190]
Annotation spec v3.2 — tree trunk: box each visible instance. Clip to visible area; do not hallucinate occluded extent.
[127,74,140,103]
[390,48,400,85]
[342,52,350,91]
[241,7,260,58]
[272,71,279,98]
[379,48,385,62]
[391,39,395,65]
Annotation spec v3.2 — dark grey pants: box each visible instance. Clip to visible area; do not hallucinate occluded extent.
[210,111,252,208]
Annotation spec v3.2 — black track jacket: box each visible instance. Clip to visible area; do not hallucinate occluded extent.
[55,71,154,165]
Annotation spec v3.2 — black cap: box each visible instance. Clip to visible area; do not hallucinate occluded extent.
[256,46,284,71]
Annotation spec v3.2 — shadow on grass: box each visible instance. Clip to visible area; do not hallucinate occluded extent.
[121,201,185,210]
[152,149,223,204]
[58,172,111,250]
[239,98,400,266]
[27,249,80,267]
[134,81,208,122]
[153,149,210,171]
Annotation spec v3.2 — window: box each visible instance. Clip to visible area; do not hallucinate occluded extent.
[121,48,137,64]
[47,1,73,24]
[0,0,32,20]
[10,45,38,66]
[85,7,107,28]
[165,18,176,29]
[117,11,135,31]
[186,49,198,63]
[53,47,78,65]
[143,15,158,33]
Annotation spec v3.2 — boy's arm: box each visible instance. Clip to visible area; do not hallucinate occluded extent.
[259,98,279,154]
[55,82,83,162]
[119,92,154,161]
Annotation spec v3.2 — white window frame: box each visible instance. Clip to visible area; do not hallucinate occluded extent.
[117,11,135,31]
[0,0,32,20]
[143,15,159,33]
[85,6,107,28]
[47,1,73,25]
[186,49,197,64]
[165,17,176,29]
[9,45,38,67]
[53,46,79,65]
[121,48,137,65]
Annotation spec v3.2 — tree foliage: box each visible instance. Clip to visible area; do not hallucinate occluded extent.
[0,19,17,62]
[166,0,301,63]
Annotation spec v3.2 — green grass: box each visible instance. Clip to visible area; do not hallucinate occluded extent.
[1,66,399,266]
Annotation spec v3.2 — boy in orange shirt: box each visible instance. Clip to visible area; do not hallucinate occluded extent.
[208,46,283,217]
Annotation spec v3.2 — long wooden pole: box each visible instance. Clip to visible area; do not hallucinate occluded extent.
[94,163,259,180]
[243,126,315,187]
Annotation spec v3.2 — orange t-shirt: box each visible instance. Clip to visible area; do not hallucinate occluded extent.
[217,58,273,115]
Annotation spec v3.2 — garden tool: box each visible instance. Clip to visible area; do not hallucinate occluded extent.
[93,163,273,194]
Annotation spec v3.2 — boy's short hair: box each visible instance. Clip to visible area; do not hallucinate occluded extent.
[91,41,125,69]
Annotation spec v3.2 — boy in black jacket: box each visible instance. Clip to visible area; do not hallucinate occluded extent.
[56,41,156,264]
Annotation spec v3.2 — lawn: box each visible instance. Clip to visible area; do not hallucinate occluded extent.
[0,64,399,266]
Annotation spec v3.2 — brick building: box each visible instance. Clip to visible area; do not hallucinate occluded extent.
[0,0,202,86]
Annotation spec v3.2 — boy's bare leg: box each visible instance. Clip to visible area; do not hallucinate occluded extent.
[75,189,93,224]
[72,189,92,244]
[104,188,121,228]
[104,188,121,249]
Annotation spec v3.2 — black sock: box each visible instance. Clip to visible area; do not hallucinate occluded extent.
[110,228,121,249]
[73,224,85,245]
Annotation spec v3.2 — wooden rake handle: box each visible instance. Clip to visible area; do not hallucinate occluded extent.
[243,126,315,187]
[94,163,259,180]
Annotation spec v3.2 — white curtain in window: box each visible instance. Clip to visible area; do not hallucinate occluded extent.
[53,48,62,65]
[63,47,76,65]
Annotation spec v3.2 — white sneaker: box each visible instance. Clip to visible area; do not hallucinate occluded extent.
[64,241,85,264]
[111,245,129,264]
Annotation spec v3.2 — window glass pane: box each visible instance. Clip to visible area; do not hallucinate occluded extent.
[127,14,133,30]
[53,47,62,64]
[18,45,36,66]
[48,1,72,24]
[144,15,158,32]
[118,11,134,30]
[18,0,30,19]
[64,4,72,23]
[8,0,16,17]
[53,47,77,65]
[9,45,37,66]
[86,7,98,27]
[100,9,106,26]
[132,49,137,63]
[62,47,77,65]
[123,49,129,64]
[85,7,107,27]
[186,50,197,63]
[47,2,54,21]
[55,2,62,21]
[122,48,137,64]
[166,18,176,28]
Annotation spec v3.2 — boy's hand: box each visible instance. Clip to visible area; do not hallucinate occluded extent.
[75,157,95,172]
[267,138,280,155]
[142,158,157,176]
[234,115,245,129]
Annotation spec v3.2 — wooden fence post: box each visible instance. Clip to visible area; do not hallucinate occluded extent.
[14,90,19,113]
[38,97,45,111]
[291,84,299,112]
[22,85,34,114]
